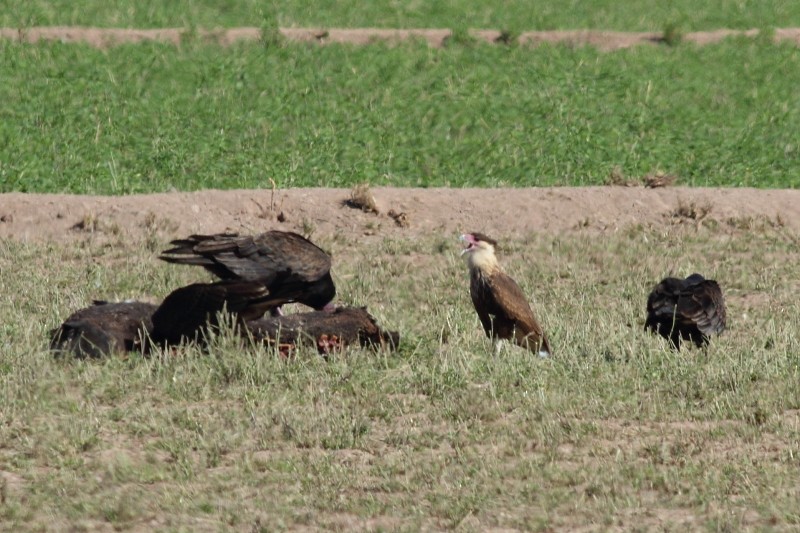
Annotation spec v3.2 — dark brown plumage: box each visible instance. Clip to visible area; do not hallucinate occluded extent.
[159,231,336,312]
[460,233,551,356]
[50,300,158,358]
[246,306,400,356]
[150,280,281,346]
[645,273,727,349]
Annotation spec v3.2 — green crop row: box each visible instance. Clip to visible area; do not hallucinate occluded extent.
[2,37,798,193]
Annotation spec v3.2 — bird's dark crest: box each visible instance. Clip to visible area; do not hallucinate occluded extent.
[470,232,498,246]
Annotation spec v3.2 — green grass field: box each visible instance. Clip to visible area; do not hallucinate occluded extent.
[2,3,799,530]
[1,221,799,530]
[2,38,799,193]
[4,0,800,32]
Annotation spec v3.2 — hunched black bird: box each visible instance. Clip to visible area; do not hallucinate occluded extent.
[159,230,336,313]
[149,280,281,346]
[645,273,727,349]
[50,300,158,358]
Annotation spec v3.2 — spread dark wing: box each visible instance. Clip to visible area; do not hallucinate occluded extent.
[677,280,726,336]
[251,231,332,282]
[160,233,280,281]
[160,231,331,284]
[150,281,283,345]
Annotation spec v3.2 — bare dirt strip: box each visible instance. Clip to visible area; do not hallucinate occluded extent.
[1,187,798,245]
[2,26,800,50]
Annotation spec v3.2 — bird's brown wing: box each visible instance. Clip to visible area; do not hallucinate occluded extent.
[160,231,332,283]
[677,280,726,336]
[251,231,332,281]
[486,272,549,353]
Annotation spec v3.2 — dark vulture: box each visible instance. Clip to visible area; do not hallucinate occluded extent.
[246,307,400,356]
[460,232,551,356]
[645,273,727,349]
[149,280,280,346]
[159,231,336,313]
[50,300,158,358]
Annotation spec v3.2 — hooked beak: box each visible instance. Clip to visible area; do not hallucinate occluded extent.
[459,234,473,256]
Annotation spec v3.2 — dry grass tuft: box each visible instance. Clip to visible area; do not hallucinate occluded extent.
[71,213,122,235]
[388,209,409,228]
[670,199,713,222]
[644,172,678,188]
[606,168,679,189]
[71,213,101,232]
[727,214,786,231]
[345,183,380,214]
[141,211,178,233]
[605,165,640,187]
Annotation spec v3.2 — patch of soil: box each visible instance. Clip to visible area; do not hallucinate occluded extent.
[1,187,798,244]
[2,26,800,50]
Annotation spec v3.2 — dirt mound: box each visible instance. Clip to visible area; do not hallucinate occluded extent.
[1,187,797,244]
[2,27,800,50]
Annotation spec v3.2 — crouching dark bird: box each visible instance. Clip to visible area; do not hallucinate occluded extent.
[645,273,726,349]
[460,232,551,357]
[159,230,336,314]
[50,300,158,358]
[149,280,281,346]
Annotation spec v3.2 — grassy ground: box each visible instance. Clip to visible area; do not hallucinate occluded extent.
[2,38,799,193]
[3,0,800,32]
[1,220,799,530]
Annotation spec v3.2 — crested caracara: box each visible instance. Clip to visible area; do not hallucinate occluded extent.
[460,232,551,357]
[645,273,726,349]
[159,230,336,314]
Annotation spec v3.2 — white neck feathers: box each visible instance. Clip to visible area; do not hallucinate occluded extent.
[467,246,501,274]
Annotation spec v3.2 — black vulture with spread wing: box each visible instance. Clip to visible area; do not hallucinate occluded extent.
[159,231,336,313]
[645,273,727,349]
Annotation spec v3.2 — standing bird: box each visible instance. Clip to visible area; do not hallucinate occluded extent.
[645,273,726,350]
[159,231,336,314]
[460,232,551,357]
